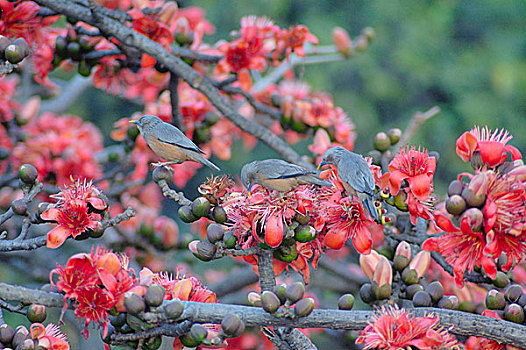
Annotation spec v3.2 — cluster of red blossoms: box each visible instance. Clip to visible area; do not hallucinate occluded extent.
[356,305,461,349]
[216,16,318,90]
[424,126,525,287]
[41,178,108,248]
[30,323,70,350]
[50,247,137,336]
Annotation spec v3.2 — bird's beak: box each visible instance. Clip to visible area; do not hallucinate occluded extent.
[247,190,251,198]
[129,120,140,126]
[317,161,326,170]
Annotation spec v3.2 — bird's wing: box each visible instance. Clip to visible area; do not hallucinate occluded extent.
[338,153,375,194]
[258,160,314,179]
[155,123,205,154]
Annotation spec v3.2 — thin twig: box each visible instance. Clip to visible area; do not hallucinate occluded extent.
[397,106,441,151]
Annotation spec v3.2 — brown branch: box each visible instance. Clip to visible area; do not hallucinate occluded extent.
[397,106,441,150]
[169,72,183,130]
[34,0,310,169]
[156,179,192,206]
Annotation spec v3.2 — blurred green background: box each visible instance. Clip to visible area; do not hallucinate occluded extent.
[72,0,526,196]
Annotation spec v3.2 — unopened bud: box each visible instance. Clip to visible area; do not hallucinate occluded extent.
[294,298,315,317]
[195,240,217,261]
[178,205,198,223]
[285,282,305,304]
[27,304,47,323]
[505,284,523,303]
[5,44,24,64]
[486,289,506,310]
[0,324,14,344]
[272,284,287,305]
[221,314,245,337]
[212,206,227,224]
[395,241,411,259]
[18,164,38,184]
[223,230,237,248]
[206,223,225,243]
[394,191,408,211]
[190,324,208,343]
[192,197,211,218]
[294,225,317,243]
[461,187,486,208]
[460,208,484,232]
[247,292,261,307]
[504,303,525,324]
[448,180,464,196]
[332,27,351,57]
[446,195,467,216]
[11,199,27,216]
[373,132,391,152]
[412,290,432,307]
[152,167,172,183]
[359,250,381,280]
[124,292,146,315]
[359,283,374,303]
[408,251,430,278]
[337,294,355,310]
[493,271,510,289]
[387,128,402,145]
[372,255,392,286]
[145,285,165,307]
[261,291,281,313]
[425,281,444,303]
[401,267,419,285]
[164,299,184,319]
[405,284,424,300]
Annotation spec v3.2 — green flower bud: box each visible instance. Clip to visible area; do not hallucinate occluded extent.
[387,128,402,145]
[405,284,424,300]
[493,271,510,289]
[179,333,200,347]
[221,314,245,337]
[294,225,317,243]
[124,292,146,315]
[504,303,525,324]
[446,195,466,216]
[206,223,224,243]
[5,44,24,64]
[27,304,47,323]
[359,283,375,303]
[178,205,198,223]
[505,284,523,303]
[192,197,211,218]
[190,324,208,343]
[285,282,305,304]
[164,299,184,319]
[373,132,391,152]
[11,199,27,216]
[273,243,298,263]
[212,206,227,224]
[461,188,486,208]
[447,180,464,196]
[294,298,315,317]
[0,324,14,344]
[13,38,30,56]
[393,255,410,272]
[337,294,355,310]
[145,284,165,307]
[401,267,419,285]
[261,291,281,313]
[109,313,127,328]
[425,281,444,303]
[222,230,237,248]
[486,289,506,310]
[412,291,432,307]
[66,42,81,60]
[18,164,38,184]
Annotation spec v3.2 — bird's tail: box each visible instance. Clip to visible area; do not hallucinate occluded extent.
[363,196,379,220]
[199,155,221,172]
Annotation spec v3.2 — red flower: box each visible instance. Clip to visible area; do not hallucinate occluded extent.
[423,211,496,287]
[0,0,41,43]
[388,145,436,201]
[356,305,461,349]
[324,197,373,254]
[30,323,70,350]
[456,126,522,168]
[75,286,115,336]
[50,253,99,299]
[0,76,19,122]
[405,188,435,225]
[274,25,318,59]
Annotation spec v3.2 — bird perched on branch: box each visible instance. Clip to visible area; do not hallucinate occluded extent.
[241,159,331,196]
[130,115,220,171]
[318,147,379,220]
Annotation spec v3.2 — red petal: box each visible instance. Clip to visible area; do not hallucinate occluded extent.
[455,131,478,161]
[46,226,71,249]
[41,208,60,221]
[478,141,505,167]
[483,200,498,232]
[352,228,372,255]
[406,173,432,201]
[422,238,438,251]
[505,144,522,161]
[324,231,346,250]
[433,211,459,233]
[87,197,107,210]
[388,170,408,196]
[265,214,284,248]
[426,155,437,174]
[481,255,497,279]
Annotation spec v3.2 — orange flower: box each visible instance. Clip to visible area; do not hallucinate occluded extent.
[456,126,522,168]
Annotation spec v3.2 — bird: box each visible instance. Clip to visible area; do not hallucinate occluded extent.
[130,115,220,171]
[241,158,331,196]
[318,147,379,220]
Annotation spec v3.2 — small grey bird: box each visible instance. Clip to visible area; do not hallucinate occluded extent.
[130,115,220,171]
[319,147,379,220]
[241,159,331,196]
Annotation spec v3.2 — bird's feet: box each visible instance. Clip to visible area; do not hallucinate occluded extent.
[151,162,176,171]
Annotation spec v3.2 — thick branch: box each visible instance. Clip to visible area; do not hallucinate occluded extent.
[35,0,309,168]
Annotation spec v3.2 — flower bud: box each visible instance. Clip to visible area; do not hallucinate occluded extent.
[518,294,526,307]
[373,132,391,152]
[393,255,410,272]
[337,294,355,310]
[5,44,24,64]
[247,292,262,306]
[179,333,200,347]
[124,292,146,315]
[12,326,29,348]
[294,225,317,243]
[486,289,506,310]
[195,240,217,261]
[460,208,484,232]
[265,214,284,248]
[191,197,211,218]
[387,128,402,145]
[359,283,374,303]
[294,211,310,225]
[127,313,146,331]
[152,167,172,184]
[206,223,224,243]
[55,36,67,58]
[412,290,432,307]
[261,291,281,313]
[285,282,305,304]
[109,313,127,328]
[272,284,287,305]
[505,284,523,303]
[0,324,14,344]
[408,251,430,279]
[18,164,38,184]
[13,38,30,57]
[27,304,47,323]
[437,296,456,309]
[359,250,381,280]
[461,187,486,208]
[332,27,351,57]
[273,243,298,263]
[145,285,165,307]
[0,35,11,54]
[401,268,419,285]
[372,255,392,287]
[504,303,525,324]
[164,299,184,319]
[446,195,467,216]
[221,314,245,337]
[178,205,197,223]
[405,284,424,300]
[493,271,510,289]
[190,324,208,343]
[67,42,81,60]
[372,282,392,300]
[425,281,444,303]
[395,241,411,260]
[21,338,35,350]
[294,298,315,317]
[212,206,227,224]
[222,230,237,248]
[448,180,464,196]
[11,199,27,216]
[394,191,408,211]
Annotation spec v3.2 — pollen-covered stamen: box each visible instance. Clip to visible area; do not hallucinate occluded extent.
[56,201,98,237]
[472,125,513,144]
